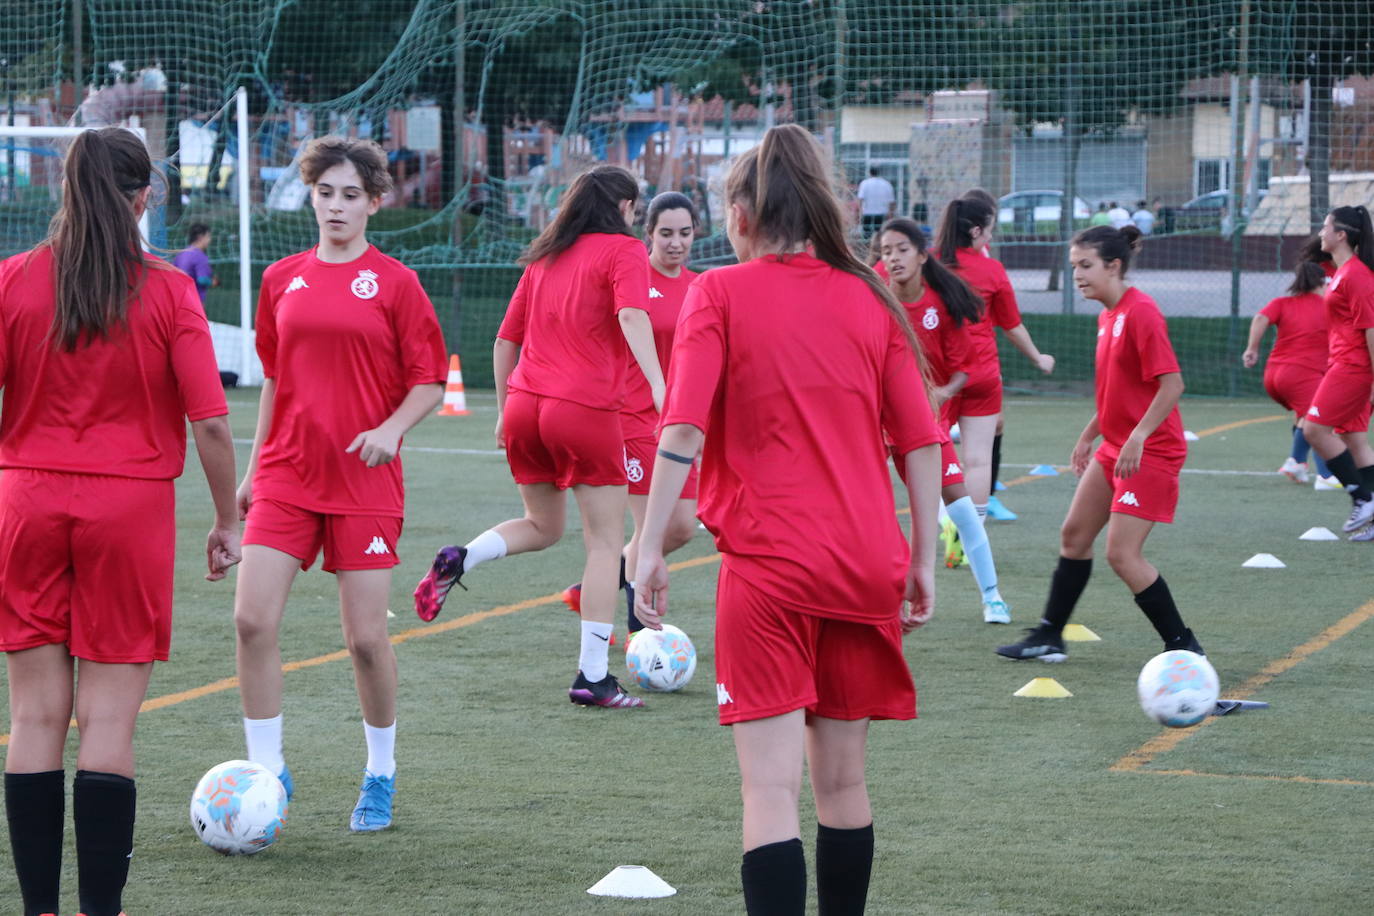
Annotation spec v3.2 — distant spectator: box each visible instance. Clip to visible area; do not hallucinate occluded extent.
[857,167,896,236]
[172,223,215,304]
[1089,202,1112,227]
[1107,201,1132,229]
[1132,200,1156,235]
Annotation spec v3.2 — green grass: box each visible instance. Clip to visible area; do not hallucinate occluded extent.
[2,395,1371,914]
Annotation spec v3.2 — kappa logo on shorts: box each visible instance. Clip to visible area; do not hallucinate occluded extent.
[626,456,645,483]
[1118,491,1140,507]
[649,286,665,299]
[922,306,940,330]
[363,536,390,555]
[351,269,380,300]
[945,462,962,477]
[285,275,309,294]
[716,683,734,706]
[1112,313,1126,338]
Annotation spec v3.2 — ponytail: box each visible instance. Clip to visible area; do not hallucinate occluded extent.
[45,127,153,351]
[935,195,995,267]
[725,125,925,377]
[879,218,982,327]
[521,165,639,265]
[1330,205,1374,274]
[1287,260,1327,296]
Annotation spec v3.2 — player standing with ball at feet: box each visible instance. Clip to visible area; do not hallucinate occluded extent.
[234,137,447,833]
[997,225,1204,664]
[634,125,942,916]
[414,166,665,709]
[0,128,240,916]
[560,191,702,641]
[1299,206,1374,539]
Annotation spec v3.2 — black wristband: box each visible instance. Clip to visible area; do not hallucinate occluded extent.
[657,447,695,465]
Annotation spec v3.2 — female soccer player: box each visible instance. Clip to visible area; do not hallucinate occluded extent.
[634,125,942,916]
[0,128,239,916]
[1242,259,1330,483]
[414,165,665,708]
[560,191,702,638]
[997,225,1204,663]
[880,217,1011,624]
[235,137,447,832]
[1299,206,1374,538]
[936,194,1056,521]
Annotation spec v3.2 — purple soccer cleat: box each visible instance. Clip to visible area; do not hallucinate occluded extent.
[568,671,645,709]
[413,545,467,622]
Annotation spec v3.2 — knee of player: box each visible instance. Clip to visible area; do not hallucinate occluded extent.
[664,518,698,552]
[233,608,280,645]
[1105,542,1143,579]
[344,631,394,666]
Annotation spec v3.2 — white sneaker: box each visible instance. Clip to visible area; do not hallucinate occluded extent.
[1314,475,1343,491]
[1342,497,1374,532]
[1349,523,1374,542]
[982,599,1012,624]
[1279,457,1309,484]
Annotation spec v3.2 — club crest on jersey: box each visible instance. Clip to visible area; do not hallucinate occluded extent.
[626,456,644,483]
[351,269,380,300]
[1112,313,1125,338]
[922,306,940,330]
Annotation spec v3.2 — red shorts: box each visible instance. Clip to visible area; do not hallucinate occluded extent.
[624,435,700,499]
[1095,446,1180,524]
[504,390,626,489]
[243,499,402,573]
[946,370,1002,420]
[713,562,916,725]
[892,439,963,488]
[1307,366,1373,434]
[1263,361,1323,423]
[0,470,175,663]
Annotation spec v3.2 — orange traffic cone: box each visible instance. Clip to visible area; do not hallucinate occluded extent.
[436,354,470,416]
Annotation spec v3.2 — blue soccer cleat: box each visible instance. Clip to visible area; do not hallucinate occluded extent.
[349,771,396,832]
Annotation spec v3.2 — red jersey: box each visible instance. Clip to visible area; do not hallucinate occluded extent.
[254,246,447,516]
[1323,258,1374,371]
[497,233,650,410]
[950,246,1022,378]
[1094,288,1186,463]
[621,264,697,439]
[0,248,226,479]
[903,286,974,389]
[1259,293,1328,374]
[662,253,940,625]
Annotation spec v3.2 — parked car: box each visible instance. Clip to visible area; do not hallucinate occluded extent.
[997,190,1091,233]
[1173,189,1267,233]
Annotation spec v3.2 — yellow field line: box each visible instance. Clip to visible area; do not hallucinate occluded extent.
[1110,600,1374,777]
[1192,413,1287,438]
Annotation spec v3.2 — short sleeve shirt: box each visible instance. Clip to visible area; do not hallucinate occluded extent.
[497,233,651,411]
[1259,293,1328,374]
[1094,287,1186,464]
[621,264,696,440]
[0,247,226,478]
[662,253,940,625]
[172,247,213,303]
[1323,258,1374,371]
[952,247,1022,379]
[254,245,447,516]
[903,286,974,389]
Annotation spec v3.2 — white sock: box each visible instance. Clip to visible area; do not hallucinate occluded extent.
[462,529,507,574]
[579,620,613,682]
[243,714,285,774]
[947,496,1000,601]
[364,720,397,778]
[974,502,989,519]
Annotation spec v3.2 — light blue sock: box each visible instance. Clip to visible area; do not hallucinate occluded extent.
[1291,426,1311,464]
[946,496,1001,601]
[1314,450,1331,478]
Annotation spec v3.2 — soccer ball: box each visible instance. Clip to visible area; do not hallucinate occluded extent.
[1136,650,1219,728]
[625,624,697,692]
[190,760,288,855]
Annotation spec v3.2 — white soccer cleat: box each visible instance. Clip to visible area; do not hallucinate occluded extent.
[1342,497,1374,532]
[1314,475,1343,491]
[1279,457,1309,484]
[982,599,1012,624]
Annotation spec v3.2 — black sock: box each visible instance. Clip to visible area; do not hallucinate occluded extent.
[816,823,874,916]
[617,555,628,590]
[74,770,136,916]
[6,770,64,916]
[991,433,1003,489]
[1134,575,1189,645]
[1040,556,1092,634]
[1359,464,1374,493]
[742,837,806,916]
[625,580,643,633]
[1324,449,1370,501]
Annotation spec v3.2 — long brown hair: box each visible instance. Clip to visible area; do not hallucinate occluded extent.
[724,124,923,367]
[520,165,639,265]
[935,195,995,268]
[44,128,153,351]
[879,218,983,327]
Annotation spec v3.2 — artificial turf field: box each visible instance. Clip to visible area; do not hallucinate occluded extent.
[1,392,1371,915]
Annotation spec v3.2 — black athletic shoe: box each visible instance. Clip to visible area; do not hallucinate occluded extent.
[996,626,1067,662]
[1165,628,1205,656]
[568,671,645,708]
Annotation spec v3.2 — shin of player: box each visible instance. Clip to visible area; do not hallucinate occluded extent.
[635,125,941,915]
[234,137,447,832]
[1,129,240,916]
[415,166,664,708]
[998,225,1203,663]
[1299,207,1374,536]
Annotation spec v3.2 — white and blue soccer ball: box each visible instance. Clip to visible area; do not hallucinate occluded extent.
[190,760,288,855]
[1136,650,1219,728]
[626,623,697,692]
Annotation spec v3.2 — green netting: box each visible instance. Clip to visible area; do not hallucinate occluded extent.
[1,1,1372,391]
